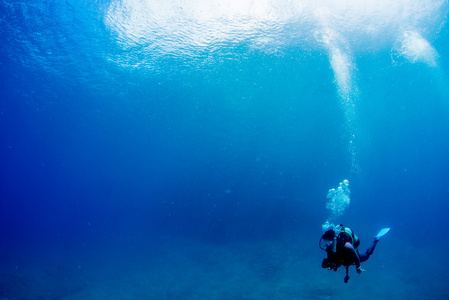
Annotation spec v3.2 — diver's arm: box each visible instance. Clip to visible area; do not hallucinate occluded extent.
[353,250,361,269]
[352,249,365,273]
[345,242,361,269]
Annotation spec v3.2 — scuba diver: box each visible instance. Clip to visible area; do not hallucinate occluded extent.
[319,225,390,283]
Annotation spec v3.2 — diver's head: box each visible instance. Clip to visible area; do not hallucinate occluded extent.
[322,229,335,241]
[320,229,337,252]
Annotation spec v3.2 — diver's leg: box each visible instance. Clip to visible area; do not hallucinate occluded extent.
[365,239,379,256]
[358,240,379,262]
[359,253,369,262]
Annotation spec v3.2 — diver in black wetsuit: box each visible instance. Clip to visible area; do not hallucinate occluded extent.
[319,225,382,283]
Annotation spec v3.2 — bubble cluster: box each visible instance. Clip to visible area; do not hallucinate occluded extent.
[392,31,439,67]
[322,179,350,231]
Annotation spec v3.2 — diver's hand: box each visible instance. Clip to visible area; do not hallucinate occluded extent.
[356,267,365,274]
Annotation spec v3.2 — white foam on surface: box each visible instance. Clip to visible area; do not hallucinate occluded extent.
[104,0,447,57]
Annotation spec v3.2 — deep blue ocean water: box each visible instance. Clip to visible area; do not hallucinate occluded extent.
[1,1,449,299]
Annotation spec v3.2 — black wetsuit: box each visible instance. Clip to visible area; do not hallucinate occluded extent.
[326,228,378,269]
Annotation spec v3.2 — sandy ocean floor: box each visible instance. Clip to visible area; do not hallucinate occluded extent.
[1,233,448,300]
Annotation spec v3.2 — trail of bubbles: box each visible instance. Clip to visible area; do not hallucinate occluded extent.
[330,50,359,173]
[318,27,360,173]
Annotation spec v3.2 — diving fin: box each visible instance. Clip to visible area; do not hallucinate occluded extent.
[375,228,390,240]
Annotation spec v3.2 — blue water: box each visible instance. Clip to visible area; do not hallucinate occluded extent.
[1,1,449,299]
